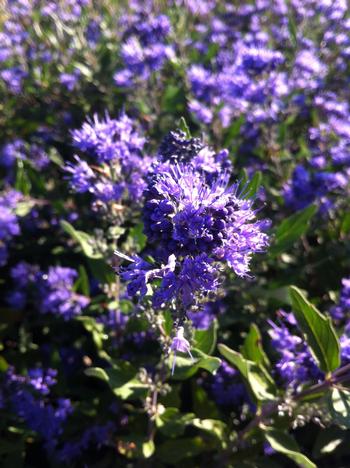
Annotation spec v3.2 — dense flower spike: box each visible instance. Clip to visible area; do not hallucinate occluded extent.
[66,112,151,206]
[143,163,269,277]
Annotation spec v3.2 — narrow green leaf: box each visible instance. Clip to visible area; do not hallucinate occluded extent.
[264,428,316,468]
[287,12,298,48]
[289,286,340,372]
[241,324,270,367]
[194,319,217,355]
[60,220,103,259]
[218,344,275,401]
[15,160,31,195]
[162,310,173,336]
[73,265,90,296]
[178,116,191,138]
[224,115,245,146]
[0,356,9,372]
[84,367,109,382]
[241,172,262,200]
[270,204,317,256]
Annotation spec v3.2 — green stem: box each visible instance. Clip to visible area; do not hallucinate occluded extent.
[237,365,350,443]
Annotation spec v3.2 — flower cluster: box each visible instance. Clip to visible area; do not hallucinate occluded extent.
[114,11,173,87]
[4,367,73,453]
[120,130,269,356]
[66,112,151,207]
[7,262,90,320]
[331,278,350,323]
[0,190,22,266]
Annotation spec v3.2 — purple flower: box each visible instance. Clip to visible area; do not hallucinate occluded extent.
[330,278,350,322]
[209,360,249,407]
[268,311,323,388]
[170,327,193,374]
[0,67,27,94]
[64,155,95,193]
[39,267,90,320]
[143,163,269,277]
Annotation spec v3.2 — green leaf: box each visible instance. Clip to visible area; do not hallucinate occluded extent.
[106,363,148,400]
[224,115,245,146]
[194,319,217,355]
[191,418,227,446]
[87,258,114,285]
[289,286,340,373]
[328,388,350,428]
[341,212,350,235]
[73,265,90,296]
[15,160,31,195]
[170,348,221,380]
[0,356,9,372]
[241,172,262,200]
[162,310,173,336]
[192,384,220,419]
[178,116,191,138]
[264,428,316,468]
[157,437,212,463]
[128,223,147,251]
[15,201,35,217]
[241,324,270,368]
[156,408,194,437]
[60,220,103,259]
[76,316,107,350]
[312,427,344,459]
[218,344,275,401]
[287,12,298,48]
[85,362,148,400]
[270,205,317,256]
[84,367,109,382]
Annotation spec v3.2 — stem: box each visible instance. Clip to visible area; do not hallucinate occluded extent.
[237,364,350,443]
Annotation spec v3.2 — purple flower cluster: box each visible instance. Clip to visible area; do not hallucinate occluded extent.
[143,163,269,277]
[283,164,348,213]
[39,267,90,320]
[0,190,22,266]
[330,278,350,323]
[209,360,249,408]
[120,130,269,346]
[187,42,285,128]
[269,310,350,389]
[114,11,173,87]
[268,311,323,388]
[4,367,73,453]
[283,95,350,213]
[66,112,151,204]
[58,423,115,463]
[7,262,90,320]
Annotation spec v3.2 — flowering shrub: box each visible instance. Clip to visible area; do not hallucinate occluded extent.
[1,1,350,466]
